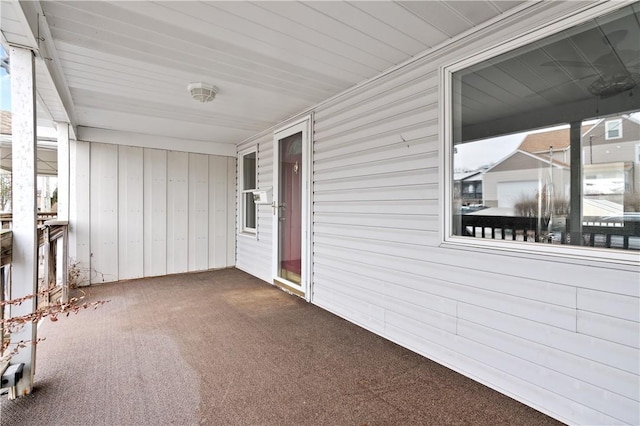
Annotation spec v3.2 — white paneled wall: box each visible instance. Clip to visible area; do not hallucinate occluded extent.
[188,153,209,271]
[208,155,234,268]
[71,143,235,284]
[167,151,189,275]
[69,140,91,285]
[236,5,640,425]
[90,143,119,283]
[143,149,167,277]
[118,146,144,280]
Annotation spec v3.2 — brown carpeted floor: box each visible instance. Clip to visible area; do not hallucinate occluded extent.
[1,268,563,425]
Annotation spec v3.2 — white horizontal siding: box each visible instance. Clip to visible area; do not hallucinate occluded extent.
[310,7,640,424]
[458,303,639,375]
[577,311,640,348]
[383,311,634,426]
[232,3,640,425]
[577,288,639,321]
[236,132,273,283]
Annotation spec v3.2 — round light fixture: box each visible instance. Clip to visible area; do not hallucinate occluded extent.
[187,82,218,103]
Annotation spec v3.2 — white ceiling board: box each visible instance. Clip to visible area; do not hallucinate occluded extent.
[35,58,69,124]
[398,1,478,38]
[259,1,410,64]
[348,2,450,49]
[52,41,312,114]
[0,0,38,49]
[65,0,360,87]
[70,88,271,133]
[161,1,382,79]
[44,7,343,99]
[296,2,428,56]
[489,1,529,14]
[8,0,525,147]
[222,1,395,72]
[446,1,505,26]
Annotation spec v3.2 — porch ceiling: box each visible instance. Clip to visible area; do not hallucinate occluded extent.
[2,0,525,149]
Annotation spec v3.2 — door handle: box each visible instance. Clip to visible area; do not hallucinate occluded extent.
[272,202,286,216]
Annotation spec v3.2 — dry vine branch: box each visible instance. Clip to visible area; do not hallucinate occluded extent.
[1,261,109,364]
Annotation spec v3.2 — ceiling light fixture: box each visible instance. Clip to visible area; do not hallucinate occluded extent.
[187,82,218,103]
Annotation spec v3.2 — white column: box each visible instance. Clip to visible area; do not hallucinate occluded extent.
[8,45,38,397]
[56,122,70,220]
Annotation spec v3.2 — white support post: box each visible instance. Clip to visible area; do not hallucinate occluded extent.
[56,122,70,221]
[8,45,38,398]
[56,122,70,302]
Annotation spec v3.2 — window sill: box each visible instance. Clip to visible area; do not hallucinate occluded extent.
[238,231,257,239]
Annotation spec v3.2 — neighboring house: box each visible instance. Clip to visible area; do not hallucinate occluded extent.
[481,116,639,215]
[453,170,483,206]
[518,127,572,164]
[482,149,569,210]
[582,115,640,197]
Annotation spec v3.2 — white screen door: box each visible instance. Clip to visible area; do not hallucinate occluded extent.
[273,117,311,298]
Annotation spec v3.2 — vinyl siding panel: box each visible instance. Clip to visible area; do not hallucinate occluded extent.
[385,316,623,426]
[577,288,639,322]
[236,133,273,283]
[232,3,640,425]
[309,50,640,422]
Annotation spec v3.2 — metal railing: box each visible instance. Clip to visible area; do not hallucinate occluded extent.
[455,214,639,250]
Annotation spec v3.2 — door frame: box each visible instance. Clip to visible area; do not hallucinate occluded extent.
[272,114,312,301]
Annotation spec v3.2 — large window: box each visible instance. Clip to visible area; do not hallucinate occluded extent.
[450,3,640,254]
[240,150,256,234]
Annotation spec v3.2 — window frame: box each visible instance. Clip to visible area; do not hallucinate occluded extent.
[238,147,257,235]
[440,2,638,266]
[605,119,623,140]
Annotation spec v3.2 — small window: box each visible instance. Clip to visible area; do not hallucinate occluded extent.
[449,3,639,255]
[605,120,622,140]
[240,150,257,233]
